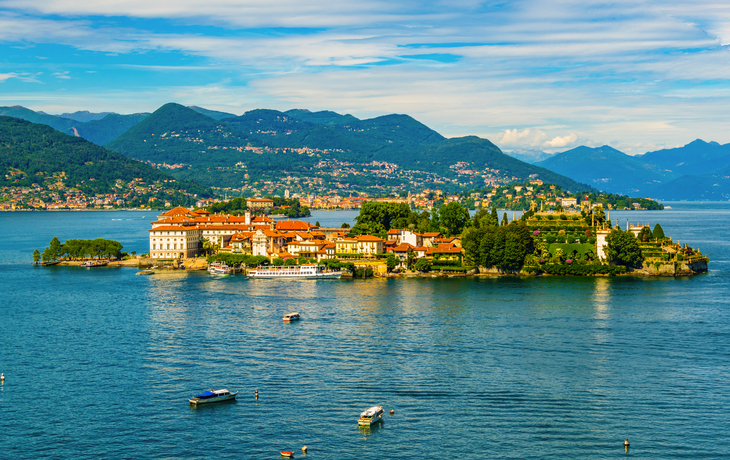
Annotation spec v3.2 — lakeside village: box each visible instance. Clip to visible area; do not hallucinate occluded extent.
[4,177,663,213]
[37,197,708,277]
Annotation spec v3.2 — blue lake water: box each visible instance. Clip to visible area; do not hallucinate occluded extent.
[1,204,729,459]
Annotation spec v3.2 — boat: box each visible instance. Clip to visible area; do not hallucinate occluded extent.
[81,260,108,268]
[39,260,61,266]
[136,269,154,275]
[188,388,237,405]
[283,312,300,322]
[208,262,232,275]
[248,264,342,279]
[358,406,384,426]
[280,451,294,458]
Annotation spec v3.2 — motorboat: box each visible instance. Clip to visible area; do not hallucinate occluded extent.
[280,451,294,458]
[283,312,300,322]
[81,260,108,268]
[358,406,384,426]
[208,262,232,275]
[188,388,237,405]
[136,269,154,275]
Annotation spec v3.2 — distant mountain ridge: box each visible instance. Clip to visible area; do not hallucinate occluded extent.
[101,103,590,193]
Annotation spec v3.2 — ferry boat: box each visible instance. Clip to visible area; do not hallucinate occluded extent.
[358,406,384,426]
[208,262,232,275]
[248,264,341,279]
[188,388,237,405]
[283,312,300,322]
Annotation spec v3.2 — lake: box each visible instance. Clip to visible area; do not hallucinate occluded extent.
[1,203,728,459]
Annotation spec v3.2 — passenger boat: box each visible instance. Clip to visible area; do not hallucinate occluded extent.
[81,260,108,268]
[208,262,232,275]
[248,264,341,279]
[358,406,384,426]
[283,312,300,322]
[188,388,237,405]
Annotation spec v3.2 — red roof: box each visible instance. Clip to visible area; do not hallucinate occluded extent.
[276,220,313,231]
[356,235,384,242]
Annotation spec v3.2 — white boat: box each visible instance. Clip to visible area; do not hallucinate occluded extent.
[283,312,300,322]
[248,264,341,279]
[188,388,237,405]
[208,262,232,275]
[136,269,154,275]
[358,406,384,426]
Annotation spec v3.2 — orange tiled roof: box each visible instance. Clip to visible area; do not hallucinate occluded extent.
[356,235,384,242]
[276,220,313,231]
[149,225,200,232]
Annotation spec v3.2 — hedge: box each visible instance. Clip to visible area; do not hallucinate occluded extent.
[542,264,628,276]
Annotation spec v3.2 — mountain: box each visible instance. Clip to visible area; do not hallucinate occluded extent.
[649,166,730,200]
[285,109,359,125]
[0,116,207,199]
[189,106,237,120]
[105,103,258,165]
[58,110,111,122]
[505,149,557,164]
[0,106,76,133]
[76,113,150,145]
[638,139,730,176]
[535,145,677,195]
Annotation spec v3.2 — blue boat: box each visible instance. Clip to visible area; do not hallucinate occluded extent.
[188,388,237,405]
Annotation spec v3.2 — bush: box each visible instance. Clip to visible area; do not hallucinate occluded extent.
[543,263,627,276]
[559,214,568,220]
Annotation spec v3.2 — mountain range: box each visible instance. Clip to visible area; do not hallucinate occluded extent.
[3,103,729,200]
[535,141,730,200]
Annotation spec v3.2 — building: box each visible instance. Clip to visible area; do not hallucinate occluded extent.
[247,198,274,210]
[149,225,202,259]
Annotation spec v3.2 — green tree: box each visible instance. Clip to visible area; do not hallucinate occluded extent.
[48,236,63,260]
[501,212,508,226]
[413,258,432,272]
[652,223,665,240]
[341,222,351,229]
[32,249,41,264]
[355,201,411,231]
[386,254,398,272]
[438,202,470,236]
[638,226,652,242]
[605,229,644,268]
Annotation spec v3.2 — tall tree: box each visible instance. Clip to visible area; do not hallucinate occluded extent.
[32,249,41,264]
[605,229,644,268]
[652,223,665,240]
[438,202,470,236]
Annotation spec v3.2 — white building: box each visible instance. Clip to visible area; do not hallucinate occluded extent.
[149,225,202,259]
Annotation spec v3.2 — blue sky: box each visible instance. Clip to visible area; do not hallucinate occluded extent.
[1,0,729,154]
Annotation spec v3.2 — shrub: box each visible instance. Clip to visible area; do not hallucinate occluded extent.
[559,214,568,220]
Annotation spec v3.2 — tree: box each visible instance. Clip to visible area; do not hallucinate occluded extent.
[638,226,652,242]
[605,229,644,268]
[386,254,398,272]
[438,202,470,236]
[315,221,320,227]
[413,258,432,272]
[652,223,665,240]
[201,237,212,255]
[341,222,350,229]
[355,201,411,231]
[501,212,508,226]
[32,249,41,264]
[48,236,63,260]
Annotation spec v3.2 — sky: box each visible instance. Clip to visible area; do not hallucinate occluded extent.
[1,0,729,155]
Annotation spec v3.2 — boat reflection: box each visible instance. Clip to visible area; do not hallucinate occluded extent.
[358,420,384,439]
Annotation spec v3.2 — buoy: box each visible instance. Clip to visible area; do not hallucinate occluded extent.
[624,439,630,447]
[389,409,394,415]
[255,389,259,399]
[302,446,307,453]
[0,372,4,381]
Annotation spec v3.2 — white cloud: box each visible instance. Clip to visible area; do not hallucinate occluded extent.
[543,132,578,148]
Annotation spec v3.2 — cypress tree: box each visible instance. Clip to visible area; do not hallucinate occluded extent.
[502,212,508,226]
[652,223,665,240]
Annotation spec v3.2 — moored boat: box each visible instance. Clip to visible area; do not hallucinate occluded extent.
[188,388,237,405]
[208,262,232,275]
[136,269,154,275]
[280,451,294,458]
[81,260,108,268]
[283,312,300,322]
[248,264,341,279]
[358,406,384,426]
